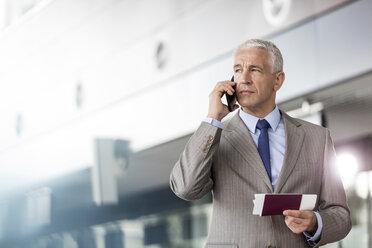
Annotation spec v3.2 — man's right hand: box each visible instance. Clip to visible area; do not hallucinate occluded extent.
[207,80,239,121]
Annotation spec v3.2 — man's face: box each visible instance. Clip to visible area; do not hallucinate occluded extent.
[233,47,284,116]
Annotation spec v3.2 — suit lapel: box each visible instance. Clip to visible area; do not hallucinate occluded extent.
[223,113,273,192]
[274,111,305,193]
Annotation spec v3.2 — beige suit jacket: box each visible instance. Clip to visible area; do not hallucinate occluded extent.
[170,111,351,248]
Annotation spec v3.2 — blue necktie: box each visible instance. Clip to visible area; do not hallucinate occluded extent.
[256,119,272,181]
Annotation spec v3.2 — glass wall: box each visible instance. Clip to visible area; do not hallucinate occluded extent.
[13,200,213,248]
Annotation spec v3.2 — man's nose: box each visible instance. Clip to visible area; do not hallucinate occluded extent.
[237,70,251,84]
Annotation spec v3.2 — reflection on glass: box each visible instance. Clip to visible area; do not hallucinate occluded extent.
[323,170,372,248]
[336,153,359,189]
[13,202,212,248]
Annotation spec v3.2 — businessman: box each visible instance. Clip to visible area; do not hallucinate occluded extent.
[170,39,351,248]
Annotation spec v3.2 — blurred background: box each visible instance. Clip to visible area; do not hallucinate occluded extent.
[0,0,371,247]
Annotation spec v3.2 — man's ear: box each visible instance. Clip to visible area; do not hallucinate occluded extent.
[273,72,285,92]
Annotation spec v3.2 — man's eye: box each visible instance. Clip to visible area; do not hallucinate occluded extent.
[234,69,242,73]
[251,69,260,72]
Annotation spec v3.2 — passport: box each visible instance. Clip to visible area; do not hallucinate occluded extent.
[252,194,317,216]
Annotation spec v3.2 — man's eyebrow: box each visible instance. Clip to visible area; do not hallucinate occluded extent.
[249,65,263,70]
[233,64,263,70]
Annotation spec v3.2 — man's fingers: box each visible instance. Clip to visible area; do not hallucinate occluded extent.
[285,216,302,225]
[216,81,236,90]
[285,216,306,234]
[228,80,237,86]
[216,83,235,94]
[283,210,303,218]
[283,210,317,234]
[219,79,237,86]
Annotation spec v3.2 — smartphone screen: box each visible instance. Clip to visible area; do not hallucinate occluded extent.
[225,75,236,112]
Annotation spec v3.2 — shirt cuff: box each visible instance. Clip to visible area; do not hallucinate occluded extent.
[303,211,323,242]
[203,117,223,129]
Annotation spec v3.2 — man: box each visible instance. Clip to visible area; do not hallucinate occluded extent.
[170,39,351,248]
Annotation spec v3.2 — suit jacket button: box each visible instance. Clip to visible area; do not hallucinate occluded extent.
[202,146,208,153]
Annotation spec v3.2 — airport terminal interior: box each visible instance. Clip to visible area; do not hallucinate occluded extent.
[0,0,372,247]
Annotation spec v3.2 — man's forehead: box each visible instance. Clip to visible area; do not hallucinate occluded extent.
[234,48,269,65]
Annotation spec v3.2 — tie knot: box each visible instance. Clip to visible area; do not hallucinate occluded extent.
[256,119,271,130]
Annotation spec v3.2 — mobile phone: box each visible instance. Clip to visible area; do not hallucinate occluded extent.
[225,75,236,112]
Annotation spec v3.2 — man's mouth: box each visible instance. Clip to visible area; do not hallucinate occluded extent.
[240,90,255,94]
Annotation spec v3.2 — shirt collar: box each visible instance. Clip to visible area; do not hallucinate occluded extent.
[239,106,281,134]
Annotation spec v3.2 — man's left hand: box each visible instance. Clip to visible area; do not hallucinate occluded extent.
[283,210,317,234]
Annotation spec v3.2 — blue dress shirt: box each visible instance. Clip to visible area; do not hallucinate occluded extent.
[203,106,323,242]
[238,106,285,189]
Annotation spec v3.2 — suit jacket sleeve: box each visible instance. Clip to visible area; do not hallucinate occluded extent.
[315,128,352,247]
[169,122,222,201]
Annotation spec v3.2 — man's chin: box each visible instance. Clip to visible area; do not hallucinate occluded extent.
[237,99,256,109]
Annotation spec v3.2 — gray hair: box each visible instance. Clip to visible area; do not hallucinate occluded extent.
[233,39,283,73]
